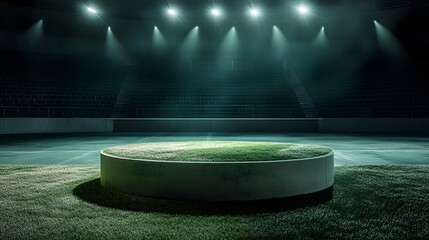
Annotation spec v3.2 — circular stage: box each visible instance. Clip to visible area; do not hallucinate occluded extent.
[100,141,334,201]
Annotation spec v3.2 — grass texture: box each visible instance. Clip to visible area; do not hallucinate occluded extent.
[103,141,332,162]
[0,165,428,239]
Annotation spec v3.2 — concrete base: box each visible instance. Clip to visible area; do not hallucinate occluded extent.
[100,151,334,201]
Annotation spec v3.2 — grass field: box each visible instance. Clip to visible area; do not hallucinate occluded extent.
[0,165,428,239]
[103,141,332,161]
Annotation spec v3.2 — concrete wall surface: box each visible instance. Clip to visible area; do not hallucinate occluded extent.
[1,118,428,134]
[114,118,429,134]
[0,118,113,135]
[114,118,319,132]
[101,151,334,201]
[318,118,429,133]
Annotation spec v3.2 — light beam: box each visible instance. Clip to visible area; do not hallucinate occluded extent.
[218,27,240,58]
[374,20,408,63]
[312,26,328,47]
[22,19,44,51]
[271,25,289,59]
[180,26,200,59]
[106,27,131,64]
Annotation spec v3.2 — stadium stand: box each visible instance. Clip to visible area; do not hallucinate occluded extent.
[1,52,427,119]
[0,52,125,118]
[298,66,429,117]
[126,60,305,118]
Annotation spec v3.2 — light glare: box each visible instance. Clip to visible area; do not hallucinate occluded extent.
[211,8,221,17]
[87,7,97,14]
[249,8,260,17]
[167,8,177,16]
[297,5,309,15]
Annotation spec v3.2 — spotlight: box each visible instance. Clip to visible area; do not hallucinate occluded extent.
[167,8,177,17]
[297,5,309,15]
[211,8,222,17]
[87,7,98,14]
[249,8,260,18]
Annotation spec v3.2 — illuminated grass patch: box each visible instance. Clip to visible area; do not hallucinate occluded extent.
[103,141,332,162]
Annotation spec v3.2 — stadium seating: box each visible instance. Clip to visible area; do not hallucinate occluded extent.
[0,52,125,118]
[298,67,429,117]
[127,61,305,118]
[1,52,427,118]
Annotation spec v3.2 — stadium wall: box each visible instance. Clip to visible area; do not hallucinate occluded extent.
[114,118,429,134]
[0,118,113,135]
[113,118,318,132]
[318,118,429,134]
[0,118,428,135]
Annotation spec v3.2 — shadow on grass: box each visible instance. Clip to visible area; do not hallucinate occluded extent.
[73,178,333,215]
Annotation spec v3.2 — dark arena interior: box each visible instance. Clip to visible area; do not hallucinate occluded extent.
[0,0,429,239]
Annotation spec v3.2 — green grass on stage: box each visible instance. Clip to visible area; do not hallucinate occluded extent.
[0,165,428,239]
[103,141,332,161]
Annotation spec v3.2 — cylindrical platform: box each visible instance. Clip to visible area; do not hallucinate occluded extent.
[100,151,334,201]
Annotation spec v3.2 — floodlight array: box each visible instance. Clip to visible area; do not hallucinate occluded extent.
[85,4,312,20]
